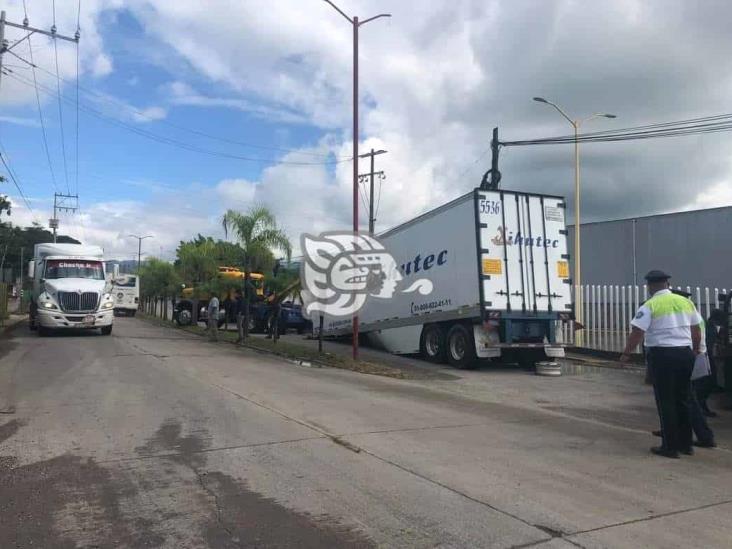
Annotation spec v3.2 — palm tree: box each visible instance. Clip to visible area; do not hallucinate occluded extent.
[222,205,292,339]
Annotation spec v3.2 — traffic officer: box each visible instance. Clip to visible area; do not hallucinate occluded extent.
[620,270,703,458]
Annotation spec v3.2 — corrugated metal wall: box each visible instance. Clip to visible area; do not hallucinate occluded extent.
[568,205,732,288]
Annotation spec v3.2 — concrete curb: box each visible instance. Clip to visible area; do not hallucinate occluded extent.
[136,314,408,379]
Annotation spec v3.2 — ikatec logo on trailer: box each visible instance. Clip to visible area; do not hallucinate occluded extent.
[300,232,434,318]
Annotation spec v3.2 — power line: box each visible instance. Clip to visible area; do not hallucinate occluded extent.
[502,113,732,147]
[52,0,71,194]
[0,142,34,213]
[23,57,346,160]
[75,0,81,198]
[26,34,59,192]
[5,67,350,167]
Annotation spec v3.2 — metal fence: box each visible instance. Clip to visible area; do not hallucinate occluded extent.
[559,284,731,352]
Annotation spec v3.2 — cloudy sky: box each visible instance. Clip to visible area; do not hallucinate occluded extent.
[2,0,732,260]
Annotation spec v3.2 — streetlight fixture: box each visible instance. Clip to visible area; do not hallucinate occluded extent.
[323,0,391,360]
[129,234,153,274]
[532,97,616,342]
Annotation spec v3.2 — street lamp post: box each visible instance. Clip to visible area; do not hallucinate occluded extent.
[129,234,153,274]
[532,97,616,343]
[323,1,391,360]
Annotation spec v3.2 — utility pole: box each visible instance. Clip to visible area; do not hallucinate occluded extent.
[480,128,502,191]
[51,193,78,243]
[129,234,153,274]
[0,9,80,90]
[358,149,387,234]
[323,0,391,360]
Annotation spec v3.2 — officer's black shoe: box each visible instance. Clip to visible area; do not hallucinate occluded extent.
[651,446,680,459]
[693,440,717,448]
[680,447,694,456]
[652,430,662,437]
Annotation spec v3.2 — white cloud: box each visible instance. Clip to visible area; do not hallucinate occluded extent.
[216,178,257,208]
[165,81,308,125]
[689,181,732,210]
[131,106,168,123]
[0,115,40,128]
[0,0,112,106]
[9,0,732,261]
[118,0,732,229]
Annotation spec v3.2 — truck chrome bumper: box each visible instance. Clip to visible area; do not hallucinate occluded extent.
[38,309,114,329]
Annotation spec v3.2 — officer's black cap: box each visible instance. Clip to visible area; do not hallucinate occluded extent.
[644,269,671,282]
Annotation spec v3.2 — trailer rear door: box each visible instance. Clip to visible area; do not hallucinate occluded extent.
[475,190,572,315]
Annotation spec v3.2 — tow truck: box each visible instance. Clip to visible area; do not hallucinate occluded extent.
[173,266,264,327]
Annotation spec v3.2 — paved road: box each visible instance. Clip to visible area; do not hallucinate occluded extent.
[1,318,731,548]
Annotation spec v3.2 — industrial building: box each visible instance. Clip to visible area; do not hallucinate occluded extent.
[567,205,732,290]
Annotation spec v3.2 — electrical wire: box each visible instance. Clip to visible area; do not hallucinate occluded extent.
[26,36,59,192]
[358,178,370,216]
[51,0,72,193]
[0,143,35,214]
[5,68,350,167]
[75,0,81,198]
[502,113,732,147]
[23,58,345,160]
[374,175,383,220]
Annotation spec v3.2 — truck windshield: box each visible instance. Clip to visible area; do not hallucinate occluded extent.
[45,260,105,280]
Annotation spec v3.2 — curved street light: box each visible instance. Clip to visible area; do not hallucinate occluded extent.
[533,97,616,342]
[129,234,153,274]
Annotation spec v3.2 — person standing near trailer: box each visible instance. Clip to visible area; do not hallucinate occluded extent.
[207,295,220,342]
[620,270,703,459]
[650,289,716,449]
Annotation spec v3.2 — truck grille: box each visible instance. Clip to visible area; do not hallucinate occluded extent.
[58,291,99,312]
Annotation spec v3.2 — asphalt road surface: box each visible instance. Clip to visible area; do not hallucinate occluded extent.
[1,318,732,548]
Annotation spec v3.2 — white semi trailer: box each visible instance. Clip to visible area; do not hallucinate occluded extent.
[29,243,115,336]
[321,188,573,368]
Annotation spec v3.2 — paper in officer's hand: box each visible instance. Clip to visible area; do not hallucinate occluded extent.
[691,353,711,381]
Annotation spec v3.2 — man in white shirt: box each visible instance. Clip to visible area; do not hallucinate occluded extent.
[207,295,220,342]
[620,270,702,459]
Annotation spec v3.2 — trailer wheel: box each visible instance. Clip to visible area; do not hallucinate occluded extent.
[446,323,477,369]
[420,324,446,363]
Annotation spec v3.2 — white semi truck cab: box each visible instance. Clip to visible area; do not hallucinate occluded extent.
[29,243,115,336]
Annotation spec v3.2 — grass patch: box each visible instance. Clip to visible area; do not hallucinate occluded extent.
[137,313,409,379]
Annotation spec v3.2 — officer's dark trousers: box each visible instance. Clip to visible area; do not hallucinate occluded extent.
[647,347,694,452]
[689,388,715,444]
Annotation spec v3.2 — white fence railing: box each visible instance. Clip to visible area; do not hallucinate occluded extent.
[560,284,731,352]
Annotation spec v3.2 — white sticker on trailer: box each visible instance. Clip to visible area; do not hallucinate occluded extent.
[544,206,563,222]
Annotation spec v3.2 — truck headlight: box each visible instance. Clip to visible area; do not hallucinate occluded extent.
[102,301,114,310]
[42,301,58,310]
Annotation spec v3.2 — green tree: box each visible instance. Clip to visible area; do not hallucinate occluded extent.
[222,205,292,338]
[138,258,182,318]
[0,221,79,282]
[175,239,218,288]
[0,176,10,219]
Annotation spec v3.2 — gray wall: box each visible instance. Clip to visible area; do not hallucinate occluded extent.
[568,206,732,289]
